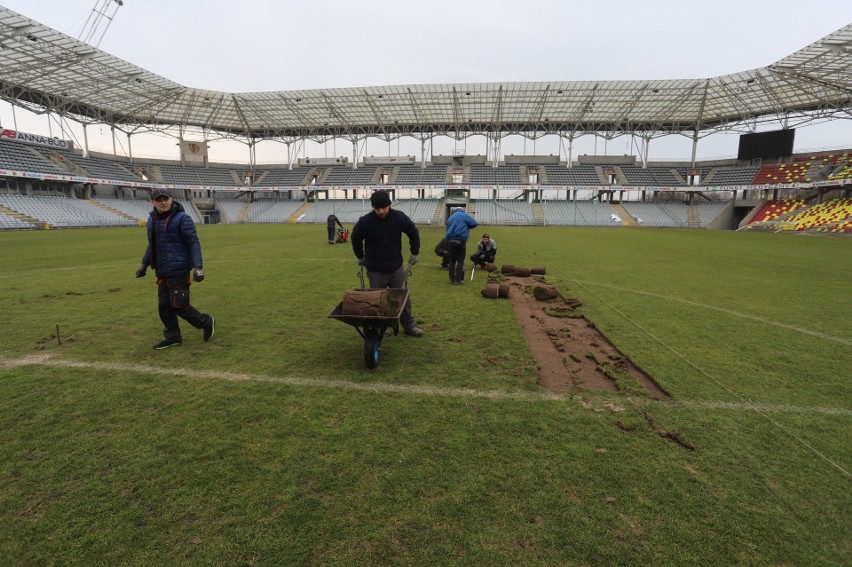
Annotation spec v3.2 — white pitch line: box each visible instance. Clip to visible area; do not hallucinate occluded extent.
[570,279,851,345]
[2,355,850,417]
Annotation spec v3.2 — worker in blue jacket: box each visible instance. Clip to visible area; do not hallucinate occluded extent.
[136,188,215,350]
[444,207,478,285]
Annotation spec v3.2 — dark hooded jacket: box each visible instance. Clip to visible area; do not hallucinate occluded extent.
[351,208,419,273]
[142,200,203,279]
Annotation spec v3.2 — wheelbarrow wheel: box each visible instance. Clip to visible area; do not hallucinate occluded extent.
[364,328,381,368]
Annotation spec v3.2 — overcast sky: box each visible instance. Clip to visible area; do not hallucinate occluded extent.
[1,0,850,163]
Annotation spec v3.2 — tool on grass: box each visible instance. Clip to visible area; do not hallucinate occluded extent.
[470,263,477,281]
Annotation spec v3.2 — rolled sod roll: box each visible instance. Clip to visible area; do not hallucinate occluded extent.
[341,289,396,316]
[533,285,559,301]
[481,285,499,299]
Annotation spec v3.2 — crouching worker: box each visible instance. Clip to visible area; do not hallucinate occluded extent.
[351,189,424,337]
[136,188,215,350]
[434,237,450,269]
[469,233,497,268]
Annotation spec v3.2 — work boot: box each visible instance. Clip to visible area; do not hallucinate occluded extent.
[153,338,182,350]
[203,317,215,342]
[403,326,424,337]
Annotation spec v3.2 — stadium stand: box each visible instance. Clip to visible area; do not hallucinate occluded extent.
[748,199,806,223]
[620,166,684,186]
[752,163,812,184]
[252,167,311,187]
[0,193,136,227]
[620,201,688,228]
[388,164,449,185]
[471,199,534,224]
[542,164,601,185]
[0,139,67,174]
[320,165,378,186]
[159,164,237,186]
[215,197,247,223]
[246,200,303,223]
[298,200,372,224]
[541,200,617,226]
[784,198,852,231]
[469,164,523,185]
[392,199,440,223]
[91,196,151,221]
[694,201,730,226]
[705,165,760,185]
[0,209,35,229]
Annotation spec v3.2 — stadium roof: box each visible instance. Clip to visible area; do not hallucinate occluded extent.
[0,6,850,143]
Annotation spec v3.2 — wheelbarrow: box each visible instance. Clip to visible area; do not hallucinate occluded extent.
[328,265,411,368]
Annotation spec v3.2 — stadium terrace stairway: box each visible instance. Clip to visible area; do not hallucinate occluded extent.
[85,199,139,223]
[235,202,251,223]
[687,205,701,229]
[288,202,311,223]
[611,203,638,227]
[0,203,39,227]
[531,202,545,225]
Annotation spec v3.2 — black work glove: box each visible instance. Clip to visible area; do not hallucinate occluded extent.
[192,267,205,282]
[135,264,147,278]
[357,257,366,268]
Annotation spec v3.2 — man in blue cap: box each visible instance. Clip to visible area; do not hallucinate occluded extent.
[136,188,215,349]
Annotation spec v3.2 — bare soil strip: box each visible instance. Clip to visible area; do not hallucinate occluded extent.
[502,274,669,398]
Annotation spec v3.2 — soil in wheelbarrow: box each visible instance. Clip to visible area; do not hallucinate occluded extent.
[501,275,669,399]
[341,289,400,317]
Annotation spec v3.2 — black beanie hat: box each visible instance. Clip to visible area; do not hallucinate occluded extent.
[370,190,391,208]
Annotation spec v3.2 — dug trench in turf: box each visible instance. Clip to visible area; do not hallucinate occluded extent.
[499,273,669,399]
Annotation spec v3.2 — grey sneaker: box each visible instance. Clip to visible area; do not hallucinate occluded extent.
[403,326,424,337]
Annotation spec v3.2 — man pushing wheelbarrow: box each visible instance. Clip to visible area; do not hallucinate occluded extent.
[350,190,424,338]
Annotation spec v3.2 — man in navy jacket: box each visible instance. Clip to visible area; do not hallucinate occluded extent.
[136,188,215,349]
[351,190,423,337]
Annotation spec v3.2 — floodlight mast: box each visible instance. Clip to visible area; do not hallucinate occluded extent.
[78,0,124,48]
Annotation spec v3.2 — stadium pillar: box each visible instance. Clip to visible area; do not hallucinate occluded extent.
[567,134,575,168]
[691,130,699,168]
[127,132,133,163]
[82,124,90,158]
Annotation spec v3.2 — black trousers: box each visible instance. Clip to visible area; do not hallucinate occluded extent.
[470,251,496,266]
[157,273,210,340]
[447,239,466,283]
[327,225,336,242]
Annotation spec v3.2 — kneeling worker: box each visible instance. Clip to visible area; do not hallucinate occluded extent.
[469,233,497,268]
[434,237,450,269]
